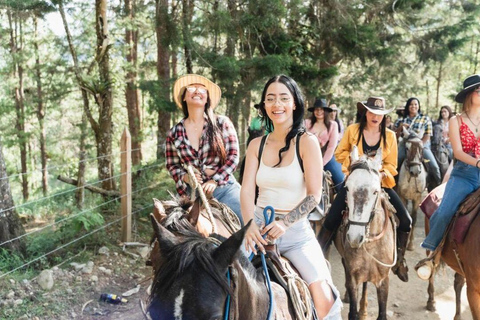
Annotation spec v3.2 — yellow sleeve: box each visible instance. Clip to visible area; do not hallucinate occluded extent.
[380,130,398,188]
[334,124,357,175]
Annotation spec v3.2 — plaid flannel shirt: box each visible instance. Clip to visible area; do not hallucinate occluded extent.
[165,114,239,196]
[395,113,432,136]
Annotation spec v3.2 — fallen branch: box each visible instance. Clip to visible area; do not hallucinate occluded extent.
[57,175,120,197]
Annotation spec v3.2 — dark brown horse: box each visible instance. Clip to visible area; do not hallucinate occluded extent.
[335,147,395,320]
[431,124,451,180]
[148,197,240,275]
[148,219,295,320]
[420,185,480,319]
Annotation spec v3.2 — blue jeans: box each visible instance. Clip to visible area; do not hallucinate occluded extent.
[324,158,345,193]
[421,160,480,251]
[398,140,441,185]
[213,176,244,226]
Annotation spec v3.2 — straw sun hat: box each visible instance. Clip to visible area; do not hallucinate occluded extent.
[173,74,222,109]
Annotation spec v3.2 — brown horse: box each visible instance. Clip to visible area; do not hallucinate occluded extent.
[335,147,395,320]
[148,219,295,320]
[420,186,480,319]
[148,197,241,274]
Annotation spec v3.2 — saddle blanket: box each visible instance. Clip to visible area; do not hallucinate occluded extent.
[420,183,480,244]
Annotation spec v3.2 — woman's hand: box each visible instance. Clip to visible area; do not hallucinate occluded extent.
[262,220,288,241]
[202,179,217,195]
[245,221,268,255]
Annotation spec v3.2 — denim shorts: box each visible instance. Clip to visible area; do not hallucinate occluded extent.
[254,207,332,285]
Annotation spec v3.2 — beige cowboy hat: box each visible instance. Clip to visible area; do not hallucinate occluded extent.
[173,74,222,110]
[356,96,393,115]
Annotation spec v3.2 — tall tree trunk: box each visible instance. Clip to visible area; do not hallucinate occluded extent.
[94,0,115,191]
[33,15,48,196]
[8,10,29,201]
[182,0,193,73]
[76,112,88,209]
[59,0,97,199]
[155,0,171,160]
[225,0,238,128]
[0,138,26,255]
[435,61,443,111]
[125,0,143,166]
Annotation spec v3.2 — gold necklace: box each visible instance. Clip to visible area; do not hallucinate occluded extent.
[465,112,480,133]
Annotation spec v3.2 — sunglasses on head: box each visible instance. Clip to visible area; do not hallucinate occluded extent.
[185,86,208,94]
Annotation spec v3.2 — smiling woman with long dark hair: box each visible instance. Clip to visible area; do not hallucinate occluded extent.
[165,74,243,225]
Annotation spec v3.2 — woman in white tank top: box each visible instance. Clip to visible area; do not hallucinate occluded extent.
[240,75,341,319]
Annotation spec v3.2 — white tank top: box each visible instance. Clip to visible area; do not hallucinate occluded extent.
[256,135,307,211]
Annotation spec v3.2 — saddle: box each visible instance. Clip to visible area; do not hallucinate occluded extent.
[420,184,480,244]
[251,244,315,320]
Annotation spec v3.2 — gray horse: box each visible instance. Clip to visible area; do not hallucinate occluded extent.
[431,123,451,180]
[397,128,427,250]
[335,146,395,320]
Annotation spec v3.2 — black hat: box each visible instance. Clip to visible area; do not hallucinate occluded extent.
[308,98,331,112]
[455,74,480,103]
[356,97,393,115]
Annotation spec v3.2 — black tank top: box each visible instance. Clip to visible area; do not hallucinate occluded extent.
[362,134,381,157]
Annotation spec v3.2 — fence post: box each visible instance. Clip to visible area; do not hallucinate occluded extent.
[120,128,132,242]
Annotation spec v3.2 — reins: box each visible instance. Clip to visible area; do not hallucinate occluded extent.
[224,206,275,320]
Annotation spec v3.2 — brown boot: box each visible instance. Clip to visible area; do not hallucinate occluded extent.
[392,230,409,282]
[317,226,335,256]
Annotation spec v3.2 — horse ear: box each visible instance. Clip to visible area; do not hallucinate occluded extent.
[150,213,179,253]
[373,148,383,170]
[350,145,359,162]
[188,197,202,226]
[153,198,167,223]
[213,220,252,270]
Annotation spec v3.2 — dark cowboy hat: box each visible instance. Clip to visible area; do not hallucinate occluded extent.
[455,74,480,103]
[356,96,393,115]
[308,98,332,112]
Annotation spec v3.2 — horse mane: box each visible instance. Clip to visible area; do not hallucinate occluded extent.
[151,233,233,300]
[349,158,379,175]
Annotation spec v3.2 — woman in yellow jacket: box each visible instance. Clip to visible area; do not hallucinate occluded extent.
[318,97,412,282]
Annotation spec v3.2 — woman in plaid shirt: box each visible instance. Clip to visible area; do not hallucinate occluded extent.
[395,97,441,190]
[165,74,243,225]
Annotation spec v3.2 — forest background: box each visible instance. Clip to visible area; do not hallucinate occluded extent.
[0,0,479,316]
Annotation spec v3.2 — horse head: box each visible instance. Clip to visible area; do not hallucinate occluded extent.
[402,127,424,177]
[148,219,252,320]
[345,146,383,248]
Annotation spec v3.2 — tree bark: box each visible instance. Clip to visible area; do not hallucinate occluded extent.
[75,112,88,209]
[0,138,26,255]
[155,0,171,160]
[33,14,48,196]
[125,0,143,166]
[93,0,116,191]
[8,10,29,201]
[182,0,193,73]
[435,61,443,111]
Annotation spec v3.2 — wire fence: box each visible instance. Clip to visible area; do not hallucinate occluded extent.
[0,132,171,279]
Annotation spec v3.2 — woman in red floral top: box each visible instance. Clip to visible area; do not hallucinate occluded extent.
[416,74,480,279]
[165,74,243,225]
